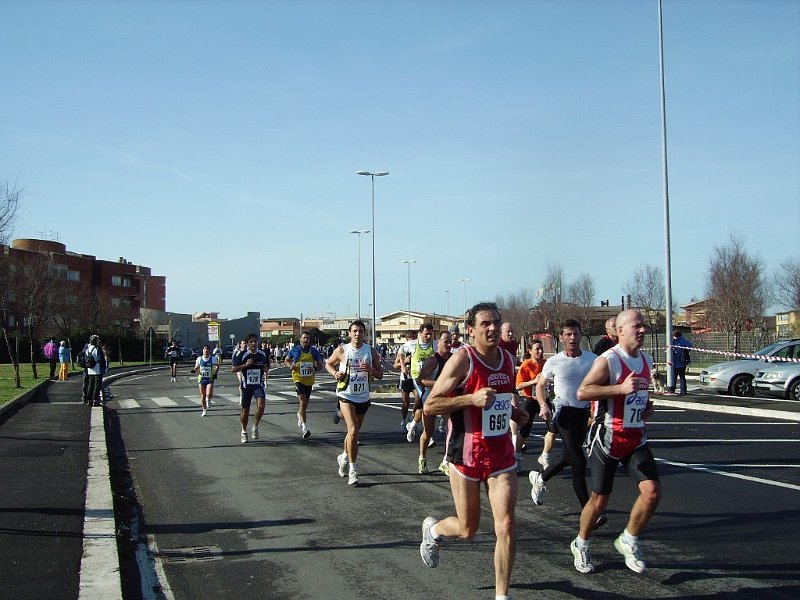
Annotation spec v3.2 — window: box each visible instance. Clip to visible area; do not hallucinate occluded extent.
[112,275,122,286]
[67,270,80,282]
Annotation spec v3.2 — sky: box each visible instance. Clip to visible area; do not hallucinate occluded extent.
[2,0,798,323]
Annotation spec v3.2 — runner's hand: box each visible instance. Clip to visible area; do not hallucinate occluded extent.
[472,387,496,409]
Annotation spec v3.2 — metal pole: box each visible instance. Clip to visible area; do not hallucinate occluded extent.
[659,0,675,388]
[371,176,376,345]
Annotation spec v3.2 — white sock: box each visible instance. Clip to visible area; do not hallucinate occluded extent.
[429,522,441,540]
[575,536,590,548]
[349,462,357,473]
[340,452,348,462]
[622,529,638,545]
[541,452,550,459]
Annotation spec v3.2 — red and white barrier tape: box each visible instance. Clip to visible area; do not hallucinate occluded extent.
[666,345,800,363]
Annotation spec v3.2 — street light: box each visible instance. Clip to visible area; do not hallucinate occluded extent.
[356,170,389,344]
[459,277,470,330]
[349,229,370,320]
[445,290,450,316]
[402,260,416,335]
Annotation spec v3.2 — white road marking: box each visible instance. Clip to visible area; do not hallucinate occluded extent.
[151,397,179,407]
[657,458,800,491]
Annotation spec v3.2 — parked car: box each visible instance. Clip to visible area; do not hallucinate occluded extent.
[180,347,194,360]
[698,339,800,397]
[753,362,800,401]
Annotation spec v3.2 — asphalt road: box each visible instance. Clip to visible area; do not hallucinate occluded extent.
[106,366,800,600]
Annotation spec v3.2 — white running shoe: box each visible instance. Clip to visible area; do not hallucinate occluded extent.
[420,516,440,567]
[201,409,207,417]
[251,425,259,440]
[240,431,247,444]
[301,424,311,439]
[337,453,348,478]
[427,438,436,448]
[406,420,417,443]
[537,454,550,470]
[614,534,646,573]
[438,460,449,477]
[347,470,358,486]
[571,538,595,573]
[529,471,546,505]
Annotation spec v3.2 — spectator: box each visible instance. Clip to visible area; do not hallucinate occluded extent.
[42,338,58,380]
[669,331,693,396]
[58,341,71,381]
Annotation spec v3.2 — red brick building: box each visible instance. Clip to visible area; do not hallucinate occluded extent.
[1,238,165,331]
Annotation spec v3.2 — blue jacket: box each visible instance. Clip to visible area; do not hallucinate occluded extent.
[672,336,693,368]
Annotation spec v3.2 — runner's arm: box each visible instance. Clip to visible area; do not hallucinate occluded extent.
[577,355,638,400]
[424,351,494,415]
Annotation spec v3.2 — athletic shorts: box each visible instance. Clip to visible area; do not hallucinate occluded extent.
[294,382,313,397]
[169,358,179,365]
[519,398,538,438]
[452,455,518,482]
[399,378,415,394]
[338,397,371,415]
[241,386,266,411]
[588,443,659,496]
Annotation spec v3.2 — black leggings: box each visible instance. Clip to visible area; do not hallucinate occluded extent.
[541,405,590,508]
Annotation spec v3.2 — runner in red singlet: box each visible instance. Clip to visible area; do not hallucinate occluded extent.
[570,309,661,575]
[418,302,529,600]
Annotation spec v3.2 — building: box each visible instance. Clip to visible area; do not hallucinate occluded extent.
[377,310,461,345]
[1,238,165,333]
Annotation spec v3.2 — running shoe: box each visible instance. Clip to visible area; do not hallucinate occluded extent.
[333,411,341,425]
[201,409,207,417]
[516,455,523,473]
[537,455,550,470]
[337,453,348,478]
[251,425,259,440]
[438,460,449,477]
[571,538,595,573]
[418,458,428,474]
[400,418,407,432]
[406,420,417,443]
[614,534,646,573]
[302,425,311,439]
[427,438,436,448]
[420,516,440,568]
[347,470,358,486]
[529,471,546,505]
[240,431,247,444]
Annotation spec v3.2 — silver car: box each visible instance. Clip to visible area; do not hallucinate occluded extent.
[753,362,800,401]
[698,339,800,397]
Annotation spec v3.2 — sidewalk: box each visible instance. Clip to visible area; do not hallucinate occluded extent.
[0,373,796,600]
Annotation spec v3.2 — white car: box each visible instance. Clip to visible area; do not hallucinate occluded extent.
[753,362,800,401]
[698,339,800,397]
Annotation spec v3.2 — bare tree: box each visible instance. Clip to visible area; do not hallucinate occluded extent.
[494,288,538,346]
[774,256,800,311]
[625,264,666,350]
[0,252,21,387]
[567,273,597,341]
[706,233,768,352]
[15,251,56,378]
[0,178,22,244]
[537,264,571,351]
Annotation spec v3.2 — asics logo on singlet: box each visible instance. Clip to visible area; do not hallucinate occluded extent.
[625,394,647,407]
[492,396,512,411]
[487,373,510,387]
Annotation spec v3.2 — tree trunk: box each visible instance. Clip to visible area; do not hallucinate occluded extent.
[28,327,38,379]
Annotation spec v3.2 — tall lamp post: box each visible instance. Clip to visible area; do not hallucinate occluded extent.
[459,277,470,328]
[349,229,370,320]
[356,170,389,344]
[402,260,416,335]
[445,290,450,316]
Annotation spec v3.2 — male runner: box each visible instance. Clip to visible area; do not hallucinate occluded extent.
[514,338,556,468]
[285,332,325,439]
[231,333,270,443]
[413,330,452,474]
[572,310,659,574]
[449,325,466,353]
[191,344,219,417]
[325,320,383,486]
[396,330,417,431]
[529,320,598,524]
[166,340,180,382]
[499,322,520,364]
[592,317,618,356]
[400,323,436,443]
[419,302,529,600]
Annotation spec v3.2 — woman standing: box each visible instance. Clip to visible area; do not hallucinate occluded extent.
[58,341,71,381]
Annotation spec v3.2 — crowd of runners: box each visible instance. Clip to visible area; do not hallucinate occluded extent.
[178,303,661,600]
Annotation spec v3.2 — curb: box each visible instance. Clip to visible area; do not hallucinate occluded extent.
[655,398,799,422]
[0,378,50,423]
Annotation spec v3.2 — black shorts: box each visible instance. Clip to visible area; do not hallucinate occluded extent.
[338,397,371,415]
[399,378,415,394]
[294,382,313,397]
[519,398,539,438]
[588,443,660,496]
[169,358,179,365]
[241,386,266,412]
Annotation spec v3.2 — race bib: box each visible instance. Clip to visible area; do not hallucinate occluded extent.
[199,366,211,379]
[482,392,513,437]
[299,362,314,377]
[350,372,368,395]
[245,369,261,386]
[623,390,649,428]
